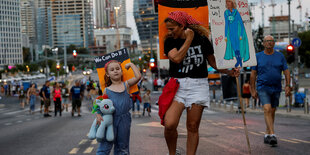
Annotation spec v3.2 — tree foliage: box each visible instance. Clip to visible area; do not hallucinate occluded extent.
[254,26,264,53]
[298,30,310,68]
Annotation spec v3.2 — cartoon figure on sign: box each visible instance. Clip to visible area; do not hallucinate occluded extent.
[224,0,249,67]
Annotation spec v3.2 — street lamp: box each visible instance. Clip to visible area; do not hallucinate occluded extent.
[114,6,120,50]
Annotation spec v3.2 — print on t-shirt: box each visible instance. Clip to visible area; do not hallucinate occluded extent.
[181,45,204,74]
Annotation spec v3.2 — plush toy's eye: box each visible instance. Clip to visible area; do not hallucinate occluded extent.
[104,104,109,109]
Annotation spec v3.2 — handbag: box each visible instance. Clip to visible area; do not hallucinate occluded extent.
[158,77,180,126]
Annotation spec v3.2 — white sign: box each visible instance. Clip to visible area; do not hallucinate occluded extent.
[208,0,256,69]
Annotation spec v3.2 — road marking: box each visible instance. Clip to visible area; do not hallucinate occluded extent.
[69,148,79,154]
[291,138,310,144]
[259,132,265,135]
[79,139,88,145]
[91,140,97,145]
[225,126,237,130]
[211,123,219,126]
[217,122,226,125]
[16,115,25,118]
[26,118,31,121]
[236,126,243,129]
[16,120,22,123]
[4,123,12,126]
[206,120,213,123]
[83,147,94,153]
[4,109,28,115]
[137,122,163,128]
[280,138,299,144]
[249,131,261,136]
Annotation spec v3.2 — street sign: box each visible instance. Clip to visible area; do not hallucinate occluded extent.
[292,38,302,48]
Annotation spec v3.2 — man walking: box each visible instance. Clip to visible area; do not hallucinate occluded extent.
[42,81,52,117]
[70,80,83,117]
[250,35,291,146]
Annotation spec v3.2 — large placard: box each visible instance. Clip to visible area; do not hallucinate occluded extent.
[157,0,209,60]
[94,48,138,94]
[208,0,256,69]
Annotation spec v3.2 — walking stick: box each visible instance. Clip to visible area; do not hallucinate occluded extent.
[235,77,251,154]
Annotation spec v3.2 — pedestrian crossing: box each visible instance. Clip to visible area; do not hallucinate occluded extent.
[69,139,97,154]
[202,119,310,144]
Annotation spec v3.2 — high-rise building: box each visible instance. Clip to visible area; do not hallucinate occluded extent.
[133,0,158,52]
[35,0,53,51]
[51,0,94,48]
[111,0,126,27]
[0,0,23,67]
[20,0,37,46]
[94,0,110,28]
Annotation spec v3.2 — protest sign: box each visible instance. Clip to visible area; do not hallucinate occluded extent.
[157,0,209,59]
[208,0,256,69]
[94,48,138,94]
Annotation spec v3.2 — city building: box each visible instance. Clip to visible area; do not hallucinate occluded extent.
[51,0,94,48]
[0,0,23,67]
[20,0,37,47]
[133,0,158,54]
[35,0,53,51]
[264,15,301,42]
[93,27,132,54]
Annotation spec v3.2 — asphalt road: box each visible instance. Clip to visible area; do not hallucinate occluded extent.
[0,91,309,155]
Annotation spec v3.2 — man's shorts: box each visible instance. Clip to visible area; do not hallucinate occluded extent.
[72,98,82,109]
[143,103,150,109]
[174,78,210,108]
[44,99,51,108]
[41,99,44,106]
[257,90,281,108]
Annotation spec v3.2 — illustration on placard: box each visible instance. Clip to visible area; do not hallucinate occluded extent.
[224,0,249,68]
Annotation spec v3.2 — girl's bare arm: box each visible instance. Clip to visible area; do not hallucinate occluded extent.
[125,63,142,87]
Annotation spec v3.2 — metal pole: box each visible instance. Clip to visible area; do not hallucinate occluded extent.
[63,0,67,77]
[150,21,153,59]
[45,48,48,81]
[288,0,291,43]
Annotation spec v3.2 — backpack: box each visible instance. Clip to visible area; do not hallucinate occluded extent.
[39,87,44,97]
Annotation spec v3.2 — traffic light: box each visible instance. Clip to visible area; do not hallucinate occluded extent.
[287,44,294,55]
[73,50,77,58]
[286,44,295,64]
[143,68,146,73]
[149,62,157,73]
[56,64,60,71]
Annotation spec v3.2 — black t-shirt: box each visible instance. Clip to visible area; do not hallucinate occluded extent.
[164,33,214,78]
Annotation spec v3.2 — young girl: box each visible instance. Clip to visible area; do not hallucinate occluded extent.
[95,60,141,154]
[142,90,151,116]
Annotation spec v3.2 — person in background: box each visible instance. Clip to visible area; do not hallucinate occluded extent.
[61,83,70,112]
[242,79,251,108]
[70,80,83,117]
[142,90,152,116]
[42,81,52,117]
[27,84,37,114]
[18,86,26,109]
[251,35,291,146]
[53,82,62,116]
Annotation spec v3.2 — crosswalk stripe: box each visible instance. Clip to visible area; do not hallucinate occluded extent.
[4,109,28,115]
[280,138,299,144]
[211,123,219,126]
[291,138,310,144]
[259,132,265,134]
[83,147,94,153]
[4,123,12,126]
[91,140,97,145]
[79,139,88,145]
[69,148,79,154]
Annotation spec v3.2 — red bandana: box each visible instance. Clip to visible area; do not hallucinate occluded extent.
[167,11,202,27]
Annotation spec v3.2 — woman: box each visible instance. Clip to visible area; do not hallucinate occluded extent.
[224,0,249,67]
[163,11,239,155]
[18,86,25,108]
[27,84,37,114]
[52,82,62,116]
[242,80,251,108]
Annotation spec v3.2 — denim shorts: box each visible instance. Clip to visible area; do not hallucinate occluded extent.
[174,78,210,108]
[257,89,281,108]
